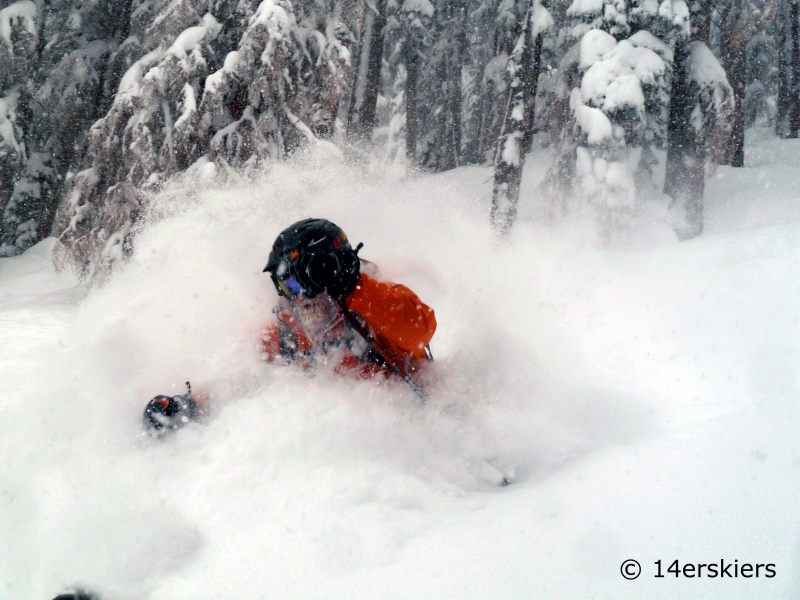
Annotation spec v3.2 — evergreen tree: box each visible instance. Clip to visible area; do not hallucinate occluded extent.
[539,0,687,228]
[345,0,389,145]
[776,0,792,136]
[0,0,135,254]
[716,0,778,166]
[664,39,734,239]
[461,0,528,166]
[55,0,349,276]
[383,0,433,165]
[416,0,469,170]
[0,0,40,254]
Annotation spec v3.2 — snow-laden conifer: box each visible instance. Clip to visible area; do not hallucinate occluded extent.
[56,12,224,276]
[383,0,434,165]
[197,0,348,170]
[0,0,133,255]
[539,0,690,231]
[0,0,37,253]
[56,0,349,277]
[664,39,734,239]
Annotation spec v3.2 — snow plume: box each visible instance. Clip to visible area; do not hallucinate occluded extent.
[56,0,350,280]
[1,153,672,598]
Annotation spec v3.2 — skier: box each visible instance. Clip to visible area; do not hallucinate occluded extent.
[142,218,436,434]
[260,218,437,384]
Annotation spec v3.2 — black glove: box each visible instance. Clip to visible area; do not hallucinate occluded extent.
[143,383,199,436]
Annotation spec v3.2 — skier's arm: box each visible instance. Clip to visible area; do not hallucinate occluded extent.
[260,314,311,362]
[260,323,283,363]
[344,273,436,358]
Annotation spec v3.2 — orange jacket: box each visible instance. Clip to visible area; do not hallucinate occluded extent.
[261,273,436,376]
[345,273,436,358]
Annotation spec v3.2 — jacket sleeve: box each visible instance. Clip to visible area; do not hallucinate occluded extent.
[344,273,436,358]
[260,316,312,362]
[260,323,282,363]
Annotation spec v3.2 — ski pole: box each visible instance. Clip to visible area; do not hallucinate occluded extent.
[338,305,427,402]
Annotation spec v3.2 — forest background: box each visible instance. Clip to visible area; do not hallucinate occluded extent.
[0,0,790,276]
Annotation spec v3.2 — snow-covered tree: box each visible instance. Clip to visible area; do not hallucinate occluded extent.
[490,0,551,233]
[0,0,134,254]
[0,0,39,253]
[539,0,688,228]
[383,0,434,165]
[345,0,389,145]
[56,0,350,277]
[664,40,733,239]
[413,0,469,170]
[775,0,794,137]
[746,27,779,129]
[715,0,778,166]
[3,0,778,267]
[197,0,349,165]
[55,12,225,275]
[459,0,526,166]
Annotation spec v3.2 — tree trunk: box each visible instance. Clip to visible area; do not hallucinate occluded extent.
[520,33,543,159]
[777,11,790,138]
[405,49,419,166]
[477,28,503,162]
[346,0,388,144]
[490,9,544,234]
[664,40,705,240]
[790,1,800,137]
[693,0,711,43]
[435,1,467,171]
[722,42,747,167]
[345,15,366,134]
[450,0,468,164]
[463,45,491,165]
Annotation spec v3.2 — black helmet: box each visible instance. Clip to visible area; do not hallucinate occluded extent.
[263,219,361,302]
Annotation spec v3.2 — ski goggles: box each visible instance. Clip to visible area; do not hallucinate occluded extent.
[276,274,302,298]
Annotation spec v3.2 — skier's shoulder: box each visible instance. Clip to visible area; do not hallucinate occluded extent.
[348,269,429,308]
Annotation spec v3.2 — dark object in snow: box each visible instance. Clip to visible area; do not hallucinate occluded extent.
[264,219,361,303]
[143,382,200,436]
[52,589,101,600]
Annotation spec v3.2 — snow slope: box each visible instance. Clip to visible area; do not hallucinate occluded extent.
[2,129,800,599]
